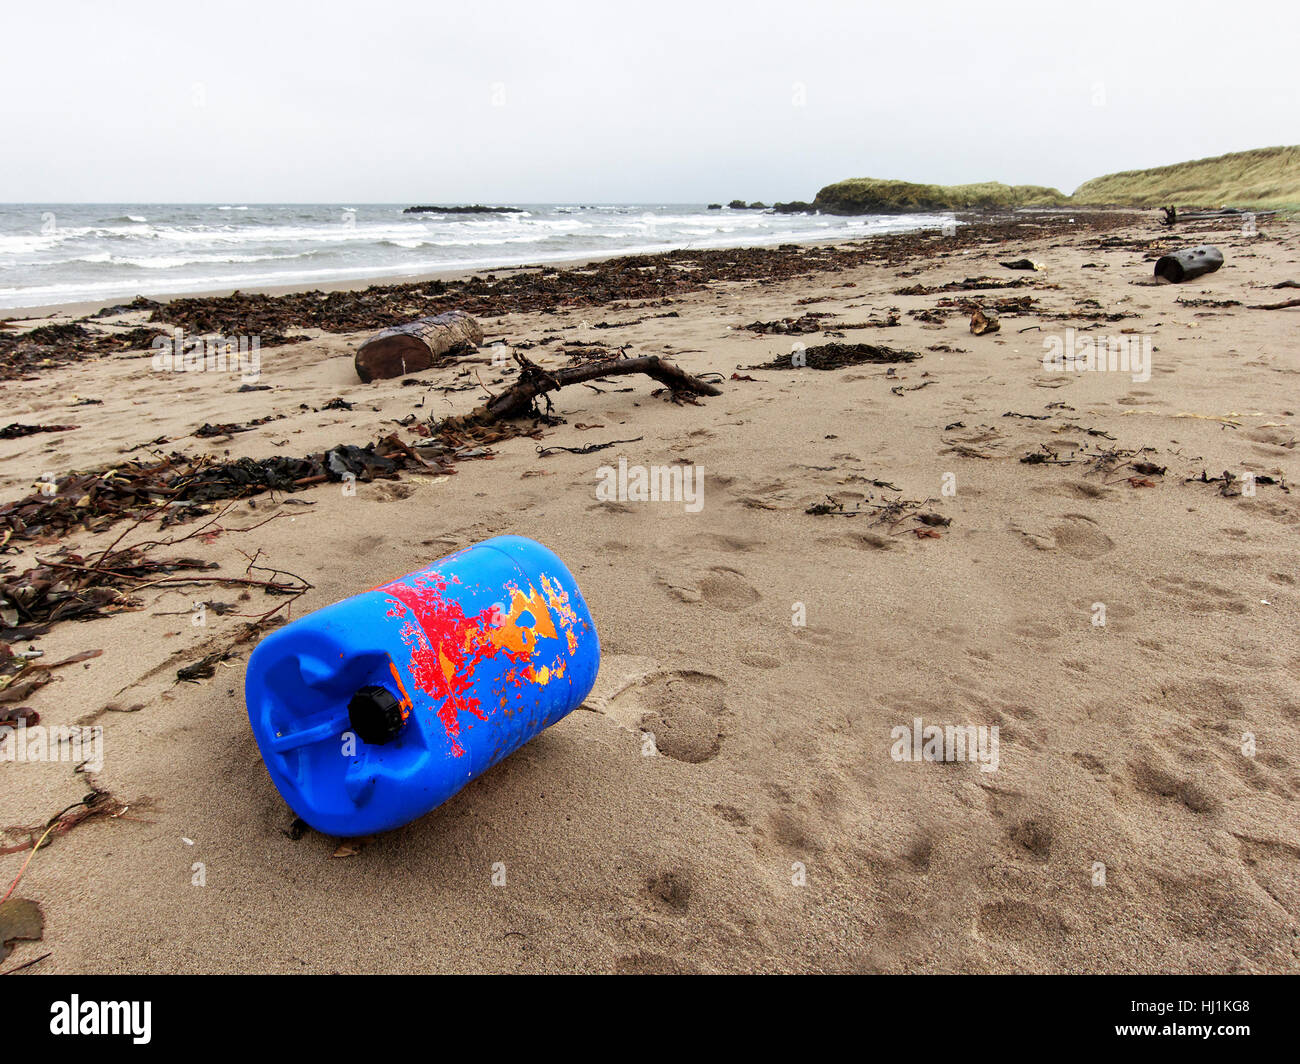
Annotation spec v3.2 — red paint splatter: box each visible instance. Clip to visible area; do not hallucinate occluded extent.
[379,568,530,757]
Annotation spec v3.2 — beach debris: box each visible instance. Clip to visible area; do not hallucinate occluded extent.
[590,311,680,329]
[0,322,171,380]
[891,380,934,396]
[744,314,826,335]
[0,435,448,543]
[1154,245,1223,283]
[89,295,161,318]
[1187,470,1286,496]
[176,650,237,683]
[1176,296,1241,309]
[999,259,1042,271]
[1160,206,1178,227]
[940,294,1037,318]
[354,311,484,382]
[744,342,920,371]
[0,424,78,440]
[839,313,901,329]
[970,308,1000,334]
[1020,449,1070,465]
[0,898,43,963]
[896,277,1035,295]
[1,789,129,860]
[194,415,281,438]
[431,352,721,435]
[536,437,644,458]
[1,547,221,641]
[909,308,945,325]
[175,614,295,686]
[805,494,944,532]
[1247,297,1300,311]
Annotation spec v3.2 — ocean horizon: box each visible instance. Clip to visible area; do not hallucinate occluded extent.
[0,202,955,310]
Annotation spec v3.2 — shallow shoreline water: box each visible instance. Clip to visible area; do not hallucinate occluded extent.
[0,202,961,313]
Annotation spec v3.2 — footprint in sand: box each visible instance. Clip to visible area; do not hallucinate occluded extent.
[699,568,762,610]
[614,952,694,974]
[1146,574,1248,614]
[1234,835,1300,914]
[1051,514,1115,559]
[976,900,1068,946]
[607,670,727,763]
[835,530,896,552]
[657,566,761,611]
[1007,817,1055,861]
[1038,480,1112,501]
[685,531,761,553]
[644,869,693,913]
[1128,746,1222,815]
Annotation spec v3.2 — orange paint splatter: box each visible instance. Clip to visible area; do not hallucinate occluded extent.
[377,567,584,755]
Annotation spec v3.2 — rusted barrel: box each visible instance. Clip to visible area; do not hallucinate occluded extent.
[1154,245,1223,283]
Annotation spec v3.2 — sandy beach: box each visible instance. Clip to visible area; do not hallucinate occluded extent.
[2,211,1298,975]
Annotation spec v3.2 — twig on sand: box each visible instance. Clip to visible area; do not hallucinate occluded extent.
[0,951,52,975]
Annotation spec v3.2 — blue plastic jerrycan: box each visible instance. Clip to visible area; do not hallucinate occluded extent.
[244,535,600,836]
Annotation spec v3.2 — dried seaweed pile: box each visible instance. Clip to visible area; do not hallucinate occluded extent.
[805,494,951,537]
[0,435,446,543]
[744,342,921,371]
[744,314,829,335]
[0,549,219,642]
[895,277,1038,296]
[0,320,187,378]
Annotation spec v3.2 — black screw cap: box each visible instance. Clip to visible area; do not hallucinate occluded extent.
[348,685,405,745]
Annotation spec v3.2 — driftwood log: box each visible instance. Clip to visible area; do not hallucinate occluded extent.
[355,311,483,382]
[438,353,722,433]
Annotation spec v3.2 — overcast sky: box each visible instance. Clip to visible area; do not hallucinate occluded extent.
[4,0,1296,203]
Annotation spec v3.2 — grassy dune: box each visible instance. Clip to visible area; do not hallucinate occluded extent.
[813,178,1068,214]
[1072,146,1300,209]
[813,146,1299,214]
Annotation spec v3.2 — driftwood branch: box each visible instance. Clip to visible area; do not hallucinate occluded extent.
[439,352,722,431]
[1247,297,1300,310]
